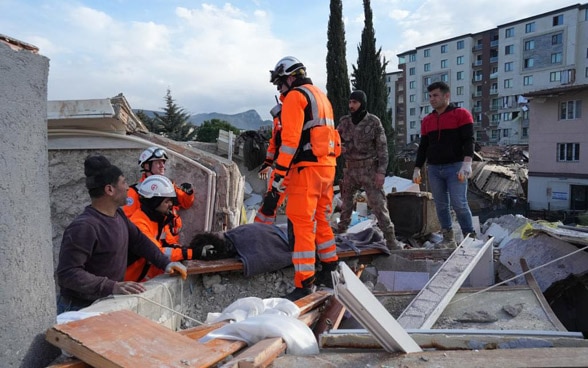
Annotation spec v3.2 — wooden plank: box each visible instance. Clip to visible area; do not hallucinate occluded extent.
[222,337,286,368]
[520,258,568,331]
[397,237,493,329]
[47,291,330,368]
[46,310,213,368]
[46,358,92,368]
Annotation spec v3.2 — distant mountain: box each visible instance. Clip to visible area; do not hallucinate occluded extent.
[134,109,272,131]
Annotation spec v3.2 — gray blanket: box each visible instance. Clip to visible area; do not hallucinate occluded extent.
[335,226,391,256]
[224,223,292,277]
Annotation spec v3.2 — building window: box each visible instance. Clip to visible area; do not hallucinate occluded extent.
[409,121,416,129]
[557,143,580,162]
[525,22,535,33]
[505,45,514,55]
[424,49,430,57]
[505,27,514,38]
[441,44,447,53]
[552,33,563,45]
[524,40,535,50]
[409,80,415,89]
[523,75,533,85]
[503,129,509,138]
[409,67,415,75]
[424,63,431,72]
[456,56,464,65]
[457,71,464,80]
[560,100,582,120]
[424,76,432,85]
[553,14,563,26]
[409,54,416,62]
[551,52,563,64]
[504,78,513,88]
[441,59,448,68]
[550,71,561,82]
[423,92,429,101]
[457,40,464,49]
[424,106,431,114]
[409,94,415,102]
[409,108,416,116]
[456,86,464,95]
[491,130,499,139]
[522,127,528,137]
[524,58,534,68]
[441,74,448,82]
[504,62,514,72]
[586,66,588,78]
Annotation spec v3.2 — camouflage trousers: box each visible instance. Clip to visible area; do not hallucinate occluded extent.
[337,164,394,235]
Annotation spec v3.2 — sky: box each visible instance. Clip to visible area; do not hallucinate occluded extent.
[1,0,579,120]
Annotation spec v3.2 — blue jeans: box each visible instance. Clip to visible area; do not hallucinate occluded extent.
[427,162,474,234]
[56,294,92,315]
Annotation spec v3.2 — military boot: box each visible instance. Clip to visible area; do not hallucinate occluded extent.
[437,228,457,249]
[315,262,338,289]
[284,277,316,301]
[383,228,403,250]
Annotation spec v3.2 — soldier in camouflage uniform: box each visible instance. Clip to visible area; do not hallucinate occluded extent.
[336,90,401,250]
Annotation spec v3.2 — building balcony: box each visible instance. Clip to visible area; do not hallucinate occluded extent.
[490,40,499,47]
[472,91,483,98]
[472,44,483,51]
[473,60,483,66]
[473,106,482,112]
[490,88,498,95]
[490,56,498,63]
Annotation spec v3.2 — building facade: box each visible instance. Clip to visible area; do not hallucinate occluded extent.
[393,3,588,148]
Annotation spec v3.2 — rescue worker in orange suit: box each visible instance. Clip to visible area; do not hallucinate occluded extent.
[268,56,342,301]
[125,175,195,282]
[124,147,194,245]
[255,96,290,224]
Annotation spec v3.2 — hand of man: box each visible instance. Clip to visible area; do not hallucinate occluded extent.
[271,174,286,193]
[458,158,473,181]
[165,261,187,280]
[113,281,146,295]
[258,163,271,180]
[375,173,385,187]
[179,182,194,195]
[412,167,422,184]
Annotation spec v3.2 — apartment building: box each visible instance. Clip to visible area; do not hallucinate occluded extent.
[393,3,588,147]
[525,84,588,212]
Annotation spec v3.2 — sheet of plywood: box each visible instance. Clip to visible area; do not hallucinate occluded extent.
[397,237,493,329]
[46,309,218,368]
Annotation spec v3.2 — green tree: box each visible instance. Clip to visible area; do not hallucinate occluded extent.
[352,0,397,174]
[196,118,241,143]
[326,0,351,184]
[153,89,197,142]
[136,109,162,134]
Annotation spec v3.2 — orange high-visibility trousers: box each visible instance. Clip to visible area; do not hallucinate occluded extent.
[285,165,338,288]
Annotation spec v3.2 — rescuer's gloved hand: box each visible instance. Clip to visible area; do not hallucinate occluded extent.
[165,262,187,280]
[260,190,280,216]
[179,182,194,195]
[271,174,286,193]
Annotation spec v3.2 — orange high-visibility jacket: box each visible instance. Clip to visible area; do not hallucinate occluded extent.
[273,84,338,178]
[124,209,192,282]
[124,173,194,244]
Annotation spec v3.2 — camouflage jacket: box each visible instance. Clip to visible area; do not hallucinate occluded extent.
[337,112,388,175]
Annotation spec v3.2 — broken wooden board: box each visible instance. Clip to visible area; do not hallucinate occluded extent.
[397,237,493,329]
[47,291,330,368]
[46,309,209,367]
[184,249,388,275]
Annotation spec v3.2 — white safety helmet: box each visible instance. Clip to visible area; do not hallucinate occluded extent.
[269,56,306,85]
[138,147,168,167]
[138,175,176,199]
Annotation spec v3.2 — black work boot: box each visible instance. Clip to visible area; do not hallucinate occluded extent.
[284,277,316,301]
[315,262,338,289]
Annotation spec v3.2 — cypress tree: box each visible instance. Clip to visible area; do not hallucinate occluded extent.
[326,0,351,183]
[352,0,397,174]
[153,89,197,142]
